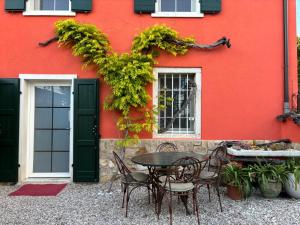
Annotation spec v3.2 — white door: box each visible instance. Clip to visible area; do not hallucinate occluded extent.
[29,81,72,178]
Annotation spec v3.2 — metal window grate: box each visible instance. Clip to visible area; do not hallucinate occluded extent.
[158,73,196,134]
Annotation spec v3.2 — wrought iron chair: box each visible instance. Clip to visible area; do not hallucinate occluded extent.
[199,144,228,212]
[155,142,179,176]
[155,157,205,225]
[156,142,178,152]
[113,151,151,217]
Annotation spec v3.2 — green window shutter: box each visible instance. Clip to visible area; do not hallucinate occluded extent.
[200,0,221,14]
[0,79,20,182]
[73,79,99,182]
[71,0,92,12]
[5,0,26,11]
[134,0,155,14]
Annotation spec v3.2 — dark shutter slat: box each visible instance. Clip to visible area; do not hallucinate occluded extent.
[200,0,221,14]
[71,0,92,12]
[73,79,99,182]
[0,79,20,182]
[5,0,26,11]
[134,0,155,14]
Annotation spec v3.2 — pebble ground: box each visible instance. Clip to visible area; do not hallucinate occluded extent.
[1,183,300,225]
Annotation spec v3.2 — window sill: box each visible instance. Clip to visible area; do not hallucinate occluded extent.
[23,11,76,16]
[153,133,200,139]
[151,12,204,18]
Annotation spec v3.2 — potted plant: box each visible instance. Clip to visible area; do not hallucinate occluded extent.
[222,163,252,200]
[250,163,288,198]
[285,159,300,198]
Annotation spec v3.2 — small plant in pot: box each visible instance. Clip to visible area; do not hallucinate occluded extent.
[222,163,252,200]
[285,159,300,198]
[251,163,288,198]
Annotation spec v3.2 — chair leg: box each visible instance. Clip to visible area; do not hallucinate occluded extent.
[147,186,151,204]
[180,195,190,215]
[194,191,200,225]
[156,190,164,220]
[215,184,223,212]
[168,193,173,225]
[125,187,130,217]
[122,185,127,208]
[207,184,211,202]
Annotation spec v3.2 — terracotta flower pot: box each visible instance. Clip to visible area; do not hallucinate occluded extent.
[227,185,243,200]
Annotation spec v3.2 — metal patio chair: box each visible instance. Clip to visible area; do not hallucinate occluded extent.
[113,151,151,217]
[155,157,205,225]
[198,144,228,212]
[156,142,178,152]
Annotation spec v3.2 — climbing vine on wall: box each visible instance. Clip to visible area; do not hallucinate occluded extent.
[44,19,230,147]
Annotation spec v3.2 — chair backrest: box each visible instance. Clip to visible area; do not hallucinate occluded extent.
[208,145,227,172]
[113,151,131,177]
[171,157,203,183]
[156,142,178,152]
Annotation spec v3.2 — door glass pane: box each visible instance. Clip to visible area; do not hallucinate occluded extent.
[34,130,51,151]
[53,108,70,129]
[53,86,70,107]
[40,0,54,10]
[35,108,52,129]
[177,0,191,12]
[52,152,69,172]
[35,86,52,107]
[33,152,51,172]
[53,130,69,151]
[161,0,175,12]
[33,85,70,174]
[55,0,69,10]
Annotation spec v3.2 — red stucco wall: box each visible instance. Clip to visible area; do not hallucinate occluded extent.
[0,0,298,141]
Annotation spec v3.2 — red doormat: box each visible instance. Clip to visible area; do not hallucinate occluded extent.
[9,184,67,196]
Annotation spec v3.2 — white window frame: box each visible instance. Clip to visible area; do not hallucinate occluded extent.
[152,0,204,18]
[153,68,201,139]
[18,74,76,181]
[23,0,76,16]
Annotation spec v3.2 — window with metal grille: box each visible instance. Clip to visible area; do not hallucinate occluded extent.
[24,0,75,16]
[158,73,196,134]
[160,0,195,12]
[33,0,70,11]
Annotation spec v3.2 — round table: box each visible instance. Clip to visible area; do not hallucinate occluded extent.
[132,152,209,216]
[131,152,208,167]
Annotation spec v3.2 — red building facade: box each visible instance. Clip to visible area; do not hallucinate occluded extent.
[0,0,298,182]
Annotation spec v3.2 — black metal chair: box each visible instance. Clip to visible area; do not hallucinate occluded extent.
[156,142,178,152]
[199,144,228,212]
[155,157,205,225]
[113,151,151,217]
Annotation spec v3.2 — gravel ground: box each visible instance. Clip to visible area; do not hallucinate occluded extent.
[1,182,300,225]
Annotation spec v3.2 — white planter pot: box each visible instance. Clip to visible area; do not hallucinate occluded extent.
[285,173,300,199]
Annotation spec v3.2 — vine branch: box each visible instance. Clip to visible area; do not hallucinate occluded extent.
[38,36,231,49]
[39,36,59,47]
[167,36,231,49]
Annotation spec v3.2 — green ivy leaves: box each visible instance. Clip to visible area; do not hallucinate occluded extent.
[55,19,193,147]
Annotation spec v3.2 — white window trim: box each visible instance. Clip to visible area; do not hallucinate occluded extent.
[151,0,204,18]
[18,74,77,182]
[23,0,76,16]
[152,68,201,139]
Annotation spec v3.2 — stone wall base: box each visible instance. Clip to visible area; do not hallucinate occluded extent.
[99,139,295,183]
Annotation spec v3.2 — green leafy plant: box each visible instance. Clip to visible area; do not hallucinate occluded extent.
[222,163,252,194]
[250,163,289,186]
[55,19,195,148]
[285,159,300,190]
